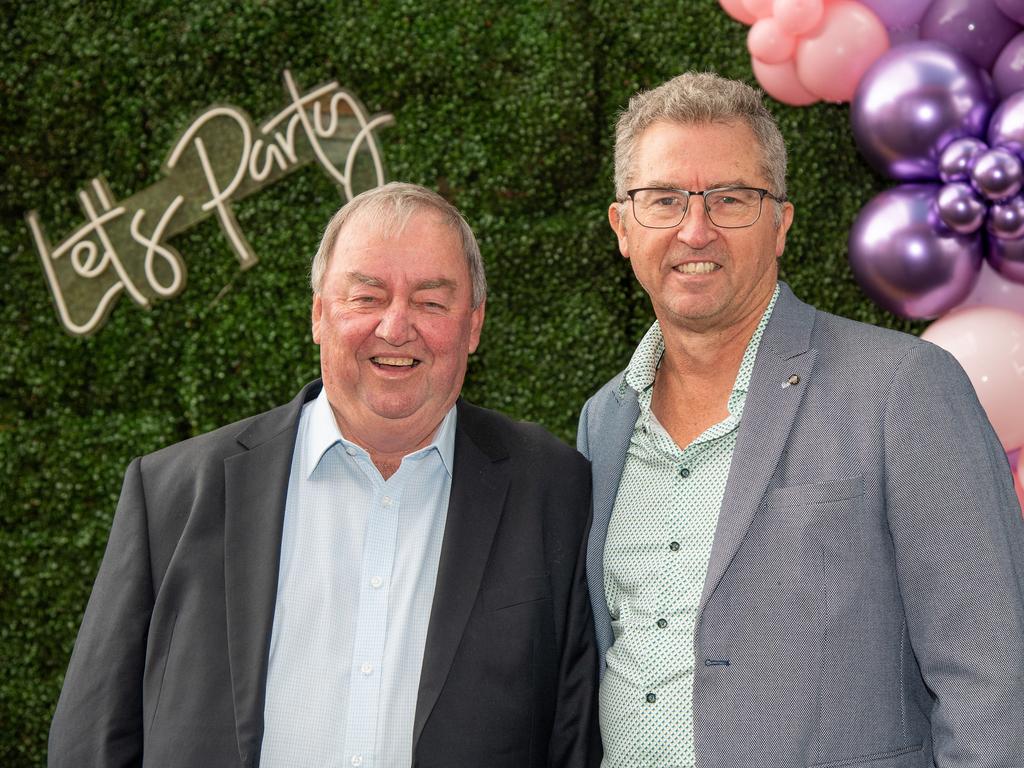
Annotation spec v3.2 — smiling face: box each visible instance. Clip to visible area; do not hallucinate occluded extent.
[610,120,794,335]
[312,209,485,452]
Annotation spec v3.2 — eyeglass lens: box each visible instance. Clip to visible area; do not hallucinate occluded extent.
[632,188,764,228]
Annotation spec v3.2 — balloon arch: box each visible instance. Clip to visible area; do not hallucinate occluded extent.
[719,0,1024,507]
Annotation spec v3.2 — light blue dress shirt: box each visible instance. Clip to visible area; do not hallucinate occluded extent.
[260,388,456,768]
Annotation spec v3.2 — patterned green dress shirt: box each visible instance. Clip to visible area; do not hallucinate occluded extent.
[601,284,779,768]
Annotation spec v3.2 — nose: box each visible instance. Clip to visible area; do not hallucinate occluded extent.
[375,302,417,345]
[676,196,718,248]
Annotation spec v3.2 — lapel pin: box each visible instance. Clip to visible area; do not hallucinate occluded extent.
[781,374,800,389]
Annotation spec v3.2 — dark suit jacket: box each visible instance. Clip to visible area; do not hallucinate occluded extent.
[50,381,600,768]
[579,284,1024,768]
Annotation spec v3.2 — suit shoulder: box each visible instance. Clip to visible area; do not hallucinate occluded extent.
[457,400,587,470]
[809,308,947,366]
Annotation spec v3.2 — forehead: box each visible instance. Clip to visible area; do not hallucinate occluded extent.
[630,120,766,187]
[327,210,468,283]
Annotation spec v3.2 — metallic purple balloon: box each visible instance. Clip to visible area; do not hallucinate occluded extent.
[989,91,1024,154]
[993,31,1024,100]
[988,195,1024,238]
[849,184,983,319]
[858,0,932,30]
[971,148,1024,200]
[996,0,1024,26]
[939,137,989,182]
[937,182,988,233]
[851,42,993,180]
[988,234,1024,283]
[920,0,1021,71]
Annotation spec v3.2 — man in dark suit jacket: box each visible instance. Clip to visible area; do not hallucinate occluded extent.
[50,182,600,768]
[579,73,1024,767]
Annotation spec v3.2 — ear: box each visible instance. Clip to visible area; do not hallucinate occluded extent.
[775,201,795,257]
[311,293,323,345]
[608,201,630,259]
[468,298,486,354]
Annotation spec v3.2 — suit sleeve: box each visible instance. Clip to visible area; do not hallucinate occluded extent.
[883,342,1024,767]
[547,461,602,768]
[49,457,153,768]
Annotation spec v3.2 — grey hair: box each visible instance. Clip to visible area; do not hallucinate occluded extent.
[310,181,487,307]
[613,72,788,225]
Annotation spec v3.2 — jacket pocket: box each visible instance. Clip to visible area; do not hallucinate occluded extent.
[481,574,550,612]
[767,474,865,508]
[811,742,924,768]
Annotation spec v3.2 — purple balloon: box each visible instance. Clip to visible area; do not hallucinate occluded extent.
[989,91,1024,155]
[849,184,984,319]
[858,0,932,30]
[989,195,1024,238]
[993,31,1024,100]
[988,234,1024,283]
[939,137,989,182]
[851,42,993,180]
[920,0,1021,71]
[971,148,1024,200]
[937,182,988,232]
[996,0,1024,26]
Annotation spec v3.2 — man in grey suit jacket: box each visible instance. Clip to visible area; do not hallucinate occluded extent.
[50,183,600,768]
[578,73,1024,768]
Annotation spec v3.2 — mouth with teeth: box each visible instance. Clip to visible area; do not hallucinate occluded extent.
[674,261,720,274]
[371,356,419,368]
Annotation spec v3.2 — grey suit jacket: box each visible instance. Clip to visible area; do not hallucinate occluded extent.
[50,381,600,768]
[578,284,1024,768]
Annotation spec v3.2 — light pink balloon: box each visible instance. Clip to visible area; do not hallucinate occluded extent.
[748,18,798,64]
[720,0,758,24]
[955,260,1024,315]
[795,0,890,102]
[773,0,825,36]
[752,56,820,105]
[922,306,1024,451]
[743,0,777,19]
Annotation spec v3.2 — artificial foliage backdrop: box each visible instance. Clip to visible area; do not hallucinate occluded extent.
[0,1,906,763]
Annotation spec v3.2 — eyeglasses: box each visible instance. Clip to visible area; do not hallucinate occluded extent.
[624,186,786,229]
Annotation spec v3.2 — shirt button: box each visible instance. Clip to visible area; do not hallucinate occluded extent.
[351,756,363,767]
[360,662,373,675]
[645,692,657,703]
[657,618,668,629]
[370,576,383,588]
[345,446,357,456]
[382,496,392,506]
[679,467,691,478]
[669,541,680,551]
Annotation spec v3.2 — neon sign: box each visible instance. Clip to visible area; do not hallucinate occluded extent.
[26,70,393,336]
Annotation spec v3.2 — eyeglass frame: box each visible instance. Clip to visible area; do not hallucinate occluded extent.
[623,185,787,229]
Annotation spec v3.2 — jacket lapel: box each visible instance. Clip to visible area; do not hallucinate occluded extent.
[413,400,510,749]
[586,378,639,663]
[698,285,817,613]
[223,381,321,767]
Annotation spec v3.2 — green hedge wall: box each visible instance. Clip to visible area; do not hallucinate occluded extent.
[1,1,914,763]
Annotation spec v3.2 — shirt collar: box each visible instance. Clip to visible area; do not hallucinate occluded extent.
[304,387,458,479]
[624,281,781,399]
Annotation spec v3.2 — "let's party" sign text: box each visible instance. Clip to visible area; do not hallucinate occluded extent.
[26,71,393,336]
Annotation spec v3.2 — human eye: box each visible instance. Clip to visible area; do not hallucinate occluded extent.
[650,190,684,207]
[710,188,756,207]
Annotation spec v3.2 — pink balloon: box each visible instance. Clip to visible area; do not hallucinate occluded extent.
[743,0,776,19]
[720,0,758,24]
[954,259,1024,314]
[752,56,819,105]
[748,18,797,64]
[795,0,890,103]
[922,306,1024,451]
[772,0,825,36]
